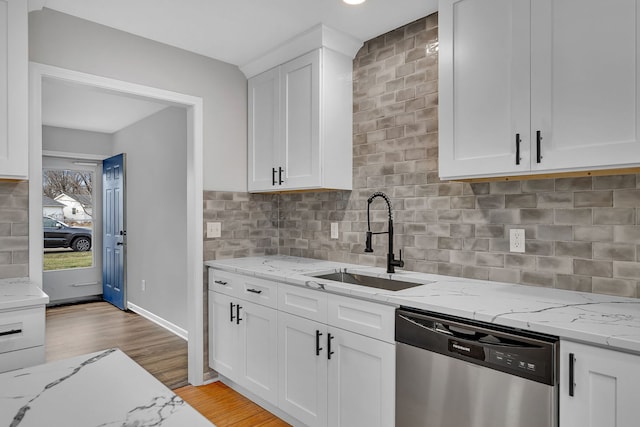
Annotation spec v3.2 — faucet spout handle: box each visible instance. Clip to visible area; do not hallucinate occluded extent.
[364,231,374,253]
[398,249,405,268]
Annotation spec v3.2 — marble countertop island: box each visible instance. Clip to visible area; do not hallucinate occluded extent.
[0,349,214,427]
[0,278,49,310]
[205,255,640,354]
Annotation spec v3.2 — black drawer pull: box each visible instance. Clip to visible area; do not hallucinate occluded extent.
[272,168,277,186]
[315,330,323,356]
[515,133,521,165]
[536,130,542,163]
[569,352,575,397]
[230,302,235,323]
[214,280,228,286]
[278,167,284,185]
[246,288,262,294]
[0,329,22,337]
[327,333,335,360]
[236,304,242,324]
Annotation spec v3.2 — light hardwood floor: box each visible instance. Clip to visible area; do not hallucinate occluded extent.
[175,382,291,427]
[46,301,188,389]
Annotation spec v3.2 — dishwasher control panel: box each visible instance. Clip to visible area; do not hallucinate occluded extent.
[490,349,537,372]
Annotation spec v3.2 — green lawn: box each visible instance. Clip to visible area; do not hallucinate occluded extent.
[44,251,93,271]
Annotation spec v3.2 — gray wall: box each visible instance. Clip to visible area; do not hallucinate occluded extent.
[29,8,247,192]
[0,181,29,279]
[42,125,113,156]
[113,106,188,329]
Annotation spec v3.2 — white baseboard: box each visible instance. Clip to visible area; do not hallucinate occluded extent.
[127,302,188,341]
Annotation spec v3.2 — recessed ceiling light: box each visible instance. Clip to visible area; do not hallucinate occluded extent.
[343,0,366,5]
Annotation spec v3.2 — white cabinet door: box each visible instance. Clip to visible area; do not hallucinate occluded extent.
[248,67,281,192]
[278,311,328,427]
[439,0,531,179]
[531,0,640,172]
[238,300,278,406]
[560,340,640,427]
[280,49,321,190]
[327,327,395,427]
[0,0,28,179]
[209,292,241,379]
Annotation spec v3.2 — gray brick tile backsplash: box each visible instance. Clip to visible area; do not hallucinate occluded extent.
[203,13,640,299]
[0,181,29,279]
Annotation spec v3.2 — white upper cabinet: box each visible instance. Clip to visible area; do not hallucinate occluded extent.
[530,0,640,172]
[248,48,353,192]
[248,67,280,190]
[0,0,28,180]
[244,24,361,193]
[439,0,640,180]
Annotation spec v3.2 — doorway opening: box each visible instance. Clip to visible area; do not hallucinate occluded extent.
[42,156,102,303]
[29,63,205,385]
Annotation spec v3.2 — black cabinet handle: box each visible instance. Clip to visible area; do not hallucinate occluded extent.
[230,302,236,323]
[0,328,22,337]
[246,288,262,294]
[272,168,277,186]
[315,330,323,356]
[327,333,335,360]
[569,352,575,396]
[236,304,242,324]
[536,130,542,163]
[515,133,521,165]
[214,280,228,286]
[278,167,284,185]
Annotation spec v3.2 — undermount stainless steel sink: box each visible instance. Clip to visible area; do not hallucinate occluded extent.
[310,271,429,292]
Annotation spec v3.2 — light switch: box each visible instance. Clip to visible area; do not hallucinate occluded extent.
[207,222,221,238]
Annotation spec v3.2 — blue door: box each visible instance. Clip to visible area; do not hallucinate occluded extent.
[102,154,126,310]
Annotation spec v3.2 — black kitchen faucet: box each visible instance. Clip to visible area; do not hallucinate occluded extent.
[365,191,404,274]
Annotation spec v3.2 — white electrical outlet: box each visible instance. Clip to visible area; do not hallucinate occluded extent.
[207,222,221,238]
[510,229,525,253]
[331,222,339,239]
[141,279,146,291]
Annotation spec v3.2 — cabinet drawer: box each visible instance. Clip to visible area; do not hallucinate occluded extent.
[327,294,395,343]
[209,270,277,308]
[209,270,240,296]
[0,306,45,355]
[278,283,327,323]
[0,345,45,373]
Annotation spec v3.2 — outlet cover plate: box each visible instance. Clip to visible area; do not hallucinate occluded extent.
[331,222,339,239]
[510,229,525,253]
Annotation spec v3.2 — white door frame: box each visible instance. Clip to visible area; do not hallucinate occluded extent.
[28,62,205,385]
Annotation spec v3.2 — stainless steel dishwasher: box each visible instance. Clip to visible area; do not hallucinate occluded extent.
[396,308,558,427]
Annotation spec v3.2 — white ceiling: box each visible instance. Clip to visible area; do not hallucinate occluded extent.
[42,78,170,134]
[39,0,438,67]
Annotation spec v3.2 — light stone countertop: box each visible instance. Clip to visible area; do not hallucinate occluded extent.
[205,255,640,354]
[0,348,214,427]
[0,278,49,311]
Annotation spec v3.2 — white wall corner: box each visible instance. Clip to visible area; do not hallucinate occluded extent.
[28,0,47,12]
[240,23,363,78]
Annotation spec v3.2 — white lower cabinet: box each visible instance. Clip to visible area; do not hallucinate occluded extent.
[0,305,46,373]
[209,271,396,427]
[560,340,640,427]
[209,291,278,405]
[278,311,328,427]
[277,311,395,427]
[327,327,395,427]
